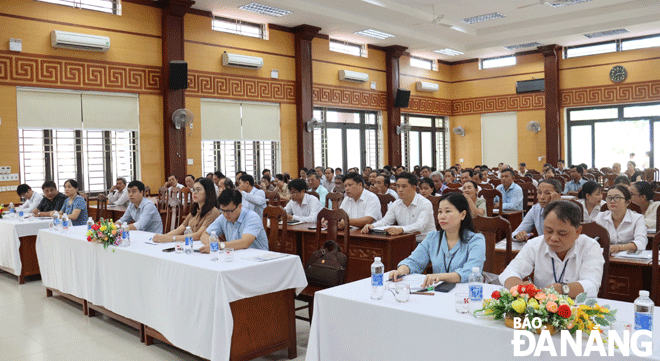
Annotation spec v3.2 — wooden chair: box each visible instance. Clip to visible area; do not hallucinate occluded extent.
[178,187,192,219]
[144,185,151,197]
[473,215,513,274]
[296,208,350,322]
[652,233,660,305]
[478,189,503,217]
[551,176,566,190]
[442,187,462,195]
[603,174,618,188]
[446,183,462,189]
[580,222,610,299]
[307,190,320,200]
[480,182,493,190]
[519,182,537,213]
[326,192,343,209]
[164,198,182,233]
[158,186,168,204]
[599,202,642,214]
[570,199,585,221]
[169,187,180,201]
[262,206,289,254]
[654,192,660,202]
[264,190,280,206]
[80,193,89,214]
[425,195,441,230]
[522,176,533,184]
[376,193,395,217]
[95,194,108,223]
[489,179,502,187]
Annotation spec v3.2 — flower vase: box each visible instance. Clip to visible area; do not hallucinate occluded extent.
[504,313,525,329]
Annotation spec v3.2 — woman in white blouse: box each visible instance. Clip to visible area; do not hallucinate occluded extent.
[594,185,648,255]
[576,181,605,222]
[630,181,659,230]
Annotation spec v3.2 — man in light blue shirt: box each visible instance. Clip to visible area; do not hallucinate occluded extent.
[200,189,268,251]
[307,171,328,206]
[563,165,587,195]
[512,179,562,241]
[237,174,267,217]
[494,168,524,211]
[117,180,163,234]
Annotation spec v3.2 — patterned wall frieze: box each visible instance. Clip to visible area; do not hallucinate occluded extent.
[312,84,387,110]
[560,80,660,108]
[0,51,161,93]
[452,93,545,116]
[404,96,452,116]
[185,70,296,103]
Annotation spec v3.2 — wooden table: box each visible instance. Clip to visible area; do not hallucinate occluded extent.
[88,204,127,222]
[493,209,523,231]
[282,223,417,283]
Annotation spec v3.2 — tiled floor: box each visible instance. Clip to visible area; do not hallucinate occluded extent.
[0,273,310,361]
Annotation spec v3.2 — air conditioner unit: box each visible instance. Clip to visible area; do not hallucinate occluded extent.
[221,53,264,69]
[51,30,110,52]
[338,69,369,83]
[416,81,439,93]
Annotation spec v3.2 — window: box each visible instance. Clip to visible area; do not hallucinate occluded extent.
[329,39,366,57]
[313,108,379,171]
[410,57,437,71]
[400,114,447,171]
[212,16,266,39]
[565,41,617,58]
[480,56,516,69]
[565,33,660,58]
[39,0,121,15]
[202,141,279,179]
[622,34,660,51]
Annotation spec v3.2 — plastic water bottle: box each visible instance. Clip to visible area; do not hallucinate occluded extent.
[371,257,385,300]
[8,203,15,218]
[52,213,61,231]
[86,217,94,231]
[634,290,654,331]
[469,267,484,313]
[121,222,130,247]
[61,214,69,232]
[18,209,24,222]
[209,231,219,262]
[184,226,193,254]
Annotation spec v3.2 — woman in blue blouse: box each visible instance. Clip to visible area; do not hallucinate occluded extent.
[389,192,486,287]
[59,179,88,226]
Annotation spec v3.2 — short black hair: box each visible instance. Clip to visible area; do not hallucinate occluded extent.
[307,170,319,180]
[275,174,285,182]
[214,171,224,179]
[206,172,214,177]
[325,167,334,173]
[369,170,379,176]
[218,188,242,207]
[421,166,432,172]
[444,169,456,177]
[395,172,418,186]
[342,172,364,186]
[335,167,342,172]
[223,178,235,189]
[614,175,631,186]
[569,165,584,175]
[577,181,602,199]
[378,174,391,186]
[64,179,79,189]
[288,179,308,192]
[42,181,57,190]
[117,177,127,185]
[168,174,176,179]
[501,168,515,176]
[239,174,255,186]
[262,169,271,175]
[300,167,309,173]
[558,159,565,164]
[185,174,195,180]
[17,184,30,196]
[539,178,563,194]
[461,169,474,177]
[127,180,145,192]
[519,162,526,167]
[543,200,582,228]
[235,171,245,179]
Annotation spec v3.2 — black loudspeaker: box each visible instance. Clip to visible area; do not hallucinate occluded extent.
[394,88,411,108]
[169,61,188,90]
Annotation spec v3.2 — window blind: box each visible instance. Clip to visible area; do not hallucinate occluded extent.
[17,89,82,129]
[241,102,280,141]
[82,93,138,130]
[200,100,242,140]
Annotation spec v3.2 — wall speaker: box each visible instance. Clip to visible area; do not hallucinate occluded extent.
[169,61,188,90]
[394,88,411,108]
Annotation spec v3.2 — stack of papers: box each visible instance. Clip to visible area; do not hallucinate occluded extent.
[614,250,653,260]
[243,252,290,262]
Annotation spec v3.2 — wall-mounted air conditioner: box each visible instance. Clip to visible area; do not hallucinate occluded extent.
[221,52,264,69]
[51,30,110,52]
[338,69,369,83]
[416,81,439,93]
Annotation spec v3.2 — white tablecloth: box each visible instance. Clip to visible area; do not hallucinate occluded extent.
[36,226,307,361]
[306,278,660,361]
[0,217,51,275]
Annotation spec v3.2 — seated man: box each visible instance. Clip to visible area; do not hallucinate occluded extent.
[200,189,269,251]
[362,172,434,241]
[444,169,457,184]
[370,174,398,200]
[184,174,195,190]
[612,162,622,175]
[460,169,473,184]
[335,167,343,178]
[518,162,528,176]
[17,184,43,213]
[430,171,447,194]
[284,179,323,223]
[420,166,432,179]
[212,171,225,193]
[499,201,604,298]
[367,170,379,187]
[163,174,184,192]
[333,176,345,195]
[32,181,67,216]
[563,165,587,196]
[494,168,524,211]
[556,159,566,175]
[107,177,130,207]
[512,179,562,241]
[339,172,382,228]
[322,167,335,193]
[116,181,163,233]
[307,171,328,206]
[237,174,266,217]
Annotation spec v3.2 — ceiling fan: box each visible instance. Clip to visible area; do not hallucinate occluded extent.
[412,4,452,28]
[518,0,589,9]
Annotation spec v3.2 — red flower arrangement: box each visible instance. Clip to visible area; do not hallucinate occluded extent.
[491,290,501,299]
[557,304,571,319]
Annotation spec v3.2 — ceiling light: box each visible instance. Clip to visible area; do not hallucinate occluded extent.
[461,12,505,25]
[434,48,463,56]
[584,28,629,39]
[238,3,292,17]
[547,0,592,8]
[504,42,542,50]
[354,29,395,39]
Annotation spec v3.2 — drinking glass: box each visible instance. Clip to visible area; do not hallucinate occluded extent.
[394,283,410,303]
[455,292,469,314]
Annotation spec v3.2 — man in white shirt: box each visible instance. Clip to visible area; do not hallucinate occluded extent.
[107,177,130,207]
[163,174,184,195]
[307,171,328,206]
[499,201,604,298]
[338,172,382,229]
[284,179,323,223]
[362,172,434,241]
[16,184,43,213]
[369,175,398,200]
[322,167,335,193]
[237,174,267,217]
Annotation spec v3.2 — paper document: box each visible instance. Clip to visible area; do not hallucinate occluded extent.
[386,273,440,292]
[279,220,304,226]
[243,252,290,262]
[614,250,653,260]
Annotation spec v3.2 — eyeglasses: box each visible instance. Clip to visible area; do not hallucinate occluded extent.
[219,206,238,214]
[605,196,625,202]
[191,188,204,194]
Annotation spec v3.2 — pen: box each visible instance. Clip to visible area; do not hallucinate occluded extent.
[388,274,405,282]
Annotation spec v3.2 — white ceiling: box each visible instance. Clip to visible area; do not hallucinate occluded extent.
[191,0,660,61]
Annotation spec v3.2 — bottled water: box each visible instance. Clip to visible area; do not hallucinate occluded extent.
[634,290,654,331]
[371,257,385,300]
[18,209,24,222]
[61,214,69,232]
[120,222,130,247]
[209,231,219,262]
[86,217,94,231]
[469,267,484,313]
[8,203,15,218]
[184,226,193,254]
[52,213,61,231]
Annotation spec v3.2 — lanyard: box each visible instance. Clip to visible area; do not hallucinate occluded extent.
[443,250,458,274]
[551,258,569,284]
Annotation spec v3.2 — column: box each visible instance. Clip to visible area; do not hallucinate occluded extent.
[385,45,407,167]
[540,44,561,166]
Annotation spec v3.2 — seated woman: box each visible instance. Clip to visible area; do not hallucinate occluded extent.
[575,181,605,223]
[543,166,556,180]
[419,177,437,198]
[152,178,220,243]
[274,173,291,203]
[630,171,644,183]
[388,193,486,287]
[630,181,659,229]
[462,180,486,218]
[594,185,647,254]
[48,179,87,226]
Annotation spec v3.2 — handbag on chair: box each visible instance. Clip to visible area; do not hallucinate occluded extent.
[304,240,347,288]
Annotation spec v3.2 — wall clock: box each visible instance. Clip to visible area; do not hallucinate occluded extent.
[610,65,627,83]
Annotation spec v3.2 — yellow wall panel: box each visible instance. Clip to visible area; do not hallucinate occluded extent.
[0,85,19,204]
[280,103,298,175]
[449,114,482,167]
[312,38,385,71]
[560,57,660,90]
[139,94,164,192]
[184,97,202,177]
[516,110,546,171]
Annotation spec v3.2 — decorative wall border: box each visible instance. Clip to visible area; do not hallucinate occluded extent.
[560,80,660,108]
[404,96,452,116]
[452,93,545,116]
[312,84,386,110]
[185,70,296,104]
[0,51,161,94]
